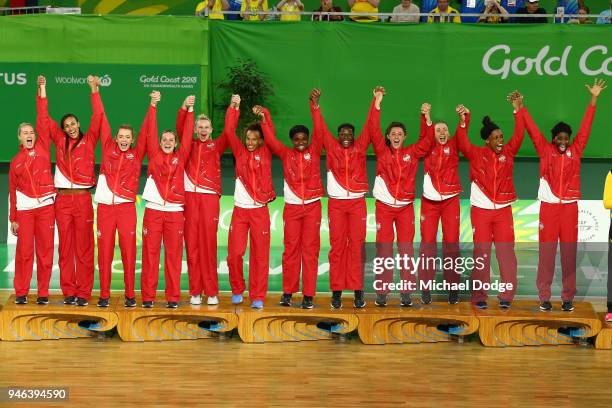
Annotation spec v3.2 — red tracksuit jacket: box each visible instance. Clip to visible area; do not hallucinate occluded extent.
[98,105,153,202]
[456,112,525,205]
[311,98,376,194]
[146,107,194,204]
[9,128,56,222]
[177,107,236,195]
[370,106,434,203]
[226,107,276,204]
[519,105,595,201]
[420,126,463,196]
[36,93,104,187]
[259,106,324,202]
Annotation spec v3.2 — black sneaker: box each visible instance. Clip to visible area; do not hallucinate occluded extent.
[539,301,552,311]
[561,300,574,312]
[421,291,432,305]
[142,301,154,308]
[331,291,342,309]
[353,290,366,308]
[63,296,77,305]
[36,297,49,305]
[15,296,27,305]
[499,300,511,309]
[400,293,413,307]
[97,298,110,308]
[448,291,459,305]
[375,293,387,307]
[124,297,137,308]
[301,296,314,309]
[167,301,178,309]
[76,297,89,307]
[475,301,488,310]
[279,293,292,307]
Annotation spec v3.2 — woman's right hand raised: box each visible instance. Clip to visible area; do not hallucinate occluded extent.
[150,91,161,107]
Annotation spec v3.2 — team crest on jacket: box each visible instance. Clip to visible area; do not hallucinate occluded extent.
[566,149,572,158]
[304,153,311,161]
[376,222,381,231]
[207,142,215,148]
[539,222,544,231]
[443,147,450,155]
[126,153,134,160]
[403,154,411,162]
[498,155,506,162]
[172,157,179,166]
[143,227,148,236]
[28,150,36,157]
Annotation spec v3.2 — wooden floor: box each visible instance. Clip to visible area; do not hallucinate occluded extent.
[0,291,611,407]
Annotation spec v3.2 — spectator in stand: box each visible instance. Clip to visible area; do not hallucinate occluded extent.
[241,0,269,20]
[427,0,461,23]
[195,0,230,19]
[348,0,380,22]
[597,0,611,24]
[513,0,548,23]
[313,0,344,21]
[277,0,304,21]
[461,0,484,23]
[478,0,510,23]
[226,0,243,19]
[569,5,592,23]
[390,0,421,23]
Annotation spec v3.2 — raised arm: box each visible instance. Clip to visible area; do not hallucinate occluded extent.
[413,105,434,159]
[255,105,289,159]
[505,108,525,157]
[8,163,17,227]
[573,79,606,156]
[84,75,104,145]
[354,96,377,151]
[94,77,114,153]
[309,89,338,152]
[146,91,161,161]
[454,106,474,160]
[35,75,64,147]
[417,103,432,141]
[215,104,239,154]
[368,86,386,156]
[225,94,246,156]
[175,100,187,139]
[134,102,156,161]
[178,95,195,160]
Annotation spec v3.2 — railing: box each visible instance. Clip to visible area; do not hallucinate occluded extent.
[0,6,81,15]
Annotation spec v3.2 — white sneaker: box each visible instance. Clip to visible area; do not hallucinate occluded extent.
[207,296,219,305]
[190,295,202,305]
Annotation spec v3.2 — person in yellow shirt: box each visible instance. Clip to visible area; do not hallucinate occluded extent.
[277,0,304,21]
[241,0,269,21]
[427,0,461,23]
[604,170,612,322]
[348,0,380,22]
[195,0,230,20]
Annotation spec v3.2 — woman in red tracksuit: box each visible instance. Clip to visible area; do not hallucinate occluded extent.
[455,98,525,310]
[37,75,103,307]
[140,92,194,309]
[225,95,276,309]
[418,108,466,306]
[94,87,153,308]
[9,90,57,305]
[257,91,324,310]
[368,87,434,308]
[517,79,606,312]
[310,89,375,309]
[177,99,236,307]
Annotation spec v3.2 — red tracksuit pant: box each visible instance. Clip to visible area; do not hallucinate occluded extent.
[536,201,578,302]
[282,201,322,297]
[470,205,517,302]
[96,202,136,299]
[141,208,185,302]
[55,192,94,300]
[184,192,220,297]
[14,204,55,297]
[328,197,367,291]
[375,200,415,294]
[419,196,461,288]
[227,206,270,302]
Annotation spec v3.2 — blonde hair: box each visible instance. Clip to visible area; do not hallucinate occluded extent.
[17,122,34,138]
[195,114,211,126]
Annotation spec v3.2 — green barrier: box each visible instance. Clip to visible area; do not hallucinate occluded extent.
[209,21,612,158]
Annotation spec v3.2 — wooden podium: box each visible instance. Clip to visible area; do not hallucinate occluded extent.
[0,295,118,341]
[476,300,602,347]
[116,297,238,341]
[356,301,479,345]
[236,296,358,343]
[595,313,612,350]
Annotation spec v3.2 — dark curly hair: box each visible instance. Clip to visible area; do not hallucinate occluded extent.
[480,116,500,140]
[550,121,572,140]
